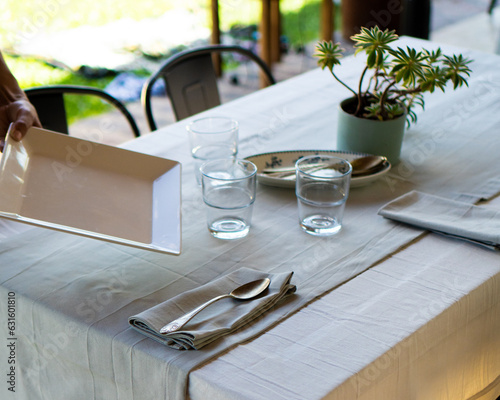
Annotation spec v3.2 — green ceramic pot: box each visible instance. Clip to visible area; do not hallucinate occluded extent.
[336,97,406,165]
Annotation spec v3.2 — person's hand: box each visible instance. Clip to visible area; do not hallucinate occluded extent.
[0,98,41,150]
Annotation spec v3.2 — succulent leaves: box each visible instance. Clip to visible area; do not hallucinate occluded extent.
[314,40,344,72]
[313,26,473,125]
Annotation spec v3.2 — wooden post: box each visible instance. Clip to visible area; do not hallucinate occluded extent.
[211,0,222,76]
[260,0,272,66]
[260,0,272,87]
[321,0,335,41]
[270,0,281,63]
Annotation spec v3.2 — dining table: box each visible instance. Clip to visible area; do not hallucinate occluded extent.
[0,36,499,400]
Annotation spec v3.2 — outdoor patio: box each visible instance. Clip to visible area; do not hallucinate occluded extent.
[65,0,499,146]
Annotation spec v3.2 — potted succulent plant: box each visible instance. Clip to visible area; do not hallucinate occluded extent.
[314,26,472,163]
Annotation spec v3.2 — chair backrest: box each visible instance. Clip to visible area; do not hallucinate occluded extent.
[25,85,141,138]
[141,44,276,131]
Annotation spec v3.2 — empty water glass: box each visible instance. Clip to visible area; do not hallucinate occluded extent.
[201,159,257,240]
[296,155,352,236]
[187,117,238,184]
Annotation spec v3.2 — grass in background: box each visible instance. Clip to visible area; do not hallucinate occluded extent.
[0,0,180,43]
[4,55,116,124]
[2,0,337,122]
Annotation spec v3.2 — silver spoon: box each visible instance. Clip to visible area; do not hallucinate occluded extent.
[350,155,387,176]
[261,155,387,179]
[159,278,271,334]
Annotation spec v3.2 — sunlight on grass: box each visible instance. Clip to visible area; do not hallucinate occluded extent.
[4,55,115,123]
[1,0,178,46]
[1,0,332,123]
[1,0,321,48]
[3,0,327,86]
[3,55,71,88]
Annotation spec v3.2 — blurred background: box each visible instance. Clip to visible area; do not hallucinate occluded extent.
[1,0,497,138]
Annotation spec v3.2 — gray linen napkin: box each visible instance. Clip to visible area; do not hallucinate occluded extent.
[378,190,500,250]
[129,268,296,350]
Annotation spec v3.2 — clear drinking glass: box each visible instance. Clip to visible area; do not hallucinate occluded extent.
[186,117,239,184]
[201,159,257,240]
[296,155,352,236]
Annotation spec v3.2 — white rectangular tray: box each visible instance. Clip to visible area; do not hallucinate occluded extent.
[0,127,181,255]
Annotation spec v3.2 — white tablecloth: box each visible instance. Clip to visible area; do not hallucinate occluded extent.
[0,37,499,400]
[189,207,500,400]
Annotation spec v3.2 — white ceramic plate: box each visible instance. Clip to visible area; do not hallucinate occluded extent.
[245,150,391,189]
[0,127,181,255]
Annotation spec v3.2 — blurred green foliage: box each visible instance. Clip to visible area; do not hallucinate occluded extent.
[0,0,327,45]
[4,54,115,124]
[1,0,338,123]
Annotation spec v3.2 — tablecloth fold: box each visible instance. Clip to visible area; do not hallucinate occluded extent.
[129,268,296,350]
[378,190,500,250]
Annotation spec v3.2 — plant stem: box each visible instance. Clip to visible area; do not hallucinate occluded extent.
[393,87,422,96]
[330,70,357,98]
[355,66,369,116]
[379,79,398,118]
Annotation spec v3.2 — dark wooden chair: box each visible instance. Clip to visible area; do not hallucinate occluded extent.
[25,85,140,137]
[141,44,276,131]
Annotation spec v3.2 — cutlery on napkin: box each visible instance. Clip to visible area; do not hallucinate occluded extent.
[378,190,500,250]
[129,268,296,350]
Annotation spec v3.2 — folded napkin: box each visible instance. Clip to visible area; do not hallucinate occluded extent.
[378,190,500,250]
[129,268,296,350]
